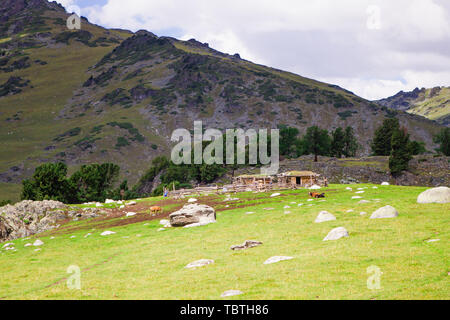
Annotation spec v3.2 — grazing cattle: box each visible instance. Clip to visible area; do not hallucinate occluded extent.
[309,192,325,198]
[150,206,162,214]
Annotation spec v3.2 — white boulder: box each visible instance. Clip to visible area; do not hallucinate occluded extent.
[221,290,243,298]
[33,239,44,246]
[370,205,398,219]
[314,211,336,223]
[381,182,390,186]
[100,231,116,236]
[270,193,281,197]
[417,187,450,204]
[263,256,293,265]
[170,203,216,227]
[185,259,214,269]
[323,227,349,241]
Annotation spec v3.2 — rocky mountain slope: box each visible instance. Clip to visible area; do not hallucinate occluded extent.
[376,87,450,126]
[0,0,445,201]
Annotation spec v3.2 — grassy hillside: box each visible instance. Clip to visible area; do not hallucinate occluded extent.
[0,184,448,299]
[377,87,450,126]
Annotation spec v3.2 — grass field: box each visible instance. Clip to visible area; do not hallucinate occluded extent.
[0,184,448,300]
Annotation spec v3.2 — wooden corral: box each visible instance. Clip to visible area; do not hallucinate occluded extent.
[168,171,327,198]
[277,171,323,188]
[232,174,274,191]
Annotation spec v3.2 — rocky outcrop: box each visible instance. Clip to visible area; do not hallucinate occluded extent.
[0,200,67,241]
[169,203,216,227]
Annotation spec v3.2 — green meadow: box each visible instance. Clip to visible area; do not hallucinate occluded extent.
[0,184,448,300]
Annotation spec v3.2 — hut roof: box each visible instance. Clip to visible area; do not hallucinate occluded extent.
[279,171,320,177]
[234,174,271,179]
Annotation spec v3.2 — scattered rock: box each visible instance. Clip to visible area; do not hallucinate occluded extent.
[284,205,291,209]
[126,212,136,217]
[170,203,216,227]
[352,196,362,199]
[96,203,103,207]
[157,228,166,232]
[105,199,115,204]
[370,205,398,219]
[381,182,390,186]
[24,243,32,247]
[264,256,293,265]
[245,212,255,215]
[263,208,274,211]
[346,209,354,213]
[323,227,349,241]
[360,212,367,215]
[33,239,44,246]
[84,233,92,238]
[417,187,450,204]
[230,240,263,251]
[309,185,321,190]
[127,201,137,206]
[355,191,365,194]
[100,231,116,236]
[2,242,13,248]
[270,193,281,197]
[284,211,291,214]
[221,290,243,298]
[358,200,371,204]
[346,187,353,191]
[315,211,336,223]
[185,259,214,269]
[188,198,197,203]
[426,239,440,243]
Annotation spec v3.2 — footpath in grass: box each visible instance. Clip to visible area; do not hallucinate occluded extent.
[0,184,448,300]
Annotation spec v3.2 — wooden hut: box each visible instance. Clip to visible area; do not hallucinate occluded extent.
[277,171,320,188]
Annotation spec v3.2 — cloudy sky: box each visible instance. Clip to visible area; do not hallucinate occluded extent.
[57,0,450,100]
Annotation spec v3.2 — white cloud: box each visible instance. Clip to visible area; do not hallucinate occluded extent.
[63,0,450,100]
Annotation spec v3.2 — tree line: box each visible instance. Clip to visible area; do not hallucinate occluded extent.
[16,120,450,204]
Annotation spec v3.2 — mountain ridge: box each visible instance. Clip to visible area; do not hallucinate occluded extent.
[376,86,450,126]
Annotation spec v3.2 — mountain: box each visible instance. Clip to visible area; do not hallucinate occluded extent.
[0,0,444,200]
[376,87,450,126]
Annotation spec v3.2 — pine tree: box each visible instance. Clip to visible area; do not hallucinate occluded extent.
[343,126,359,157]
[433,128,450,156]
[389,127,413,176]
[371,118,400,156]
[331,127,345,158]
[303,126,331,162]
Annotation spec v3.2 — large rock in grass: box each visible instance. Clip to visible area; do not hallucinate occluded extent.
[314,211,336,223]
[169,203,216,227]
[323,227,349,241]
[417,187,450,204]
[370,205,398,219]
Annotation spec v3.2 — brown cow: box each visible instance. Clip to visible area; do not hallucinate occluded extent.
[309,192,325,198]
[150,206,163,214]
